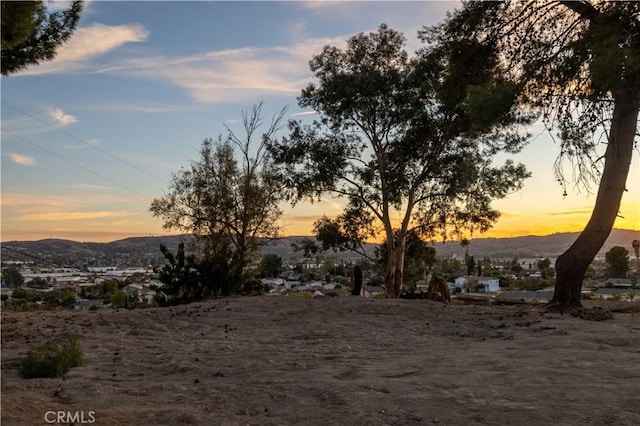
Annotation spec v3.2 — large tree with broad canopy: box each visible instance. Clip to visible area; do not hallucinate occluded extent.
[268,25,532,297]
[425,1,640,309]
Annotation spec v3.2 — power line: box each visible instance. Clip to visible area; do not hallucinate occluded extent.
[1,100,169,184]
[2,128,152,201]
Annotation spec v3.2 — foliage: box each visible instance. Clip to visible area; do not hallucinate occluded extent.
[2,298,37,312]
[259,253,283,278]
[425,1,640,309]
[632,240,640,268]
[537,258,552,279]
[153,243,223,305]
[2,265,24,288]
[268,24,531,297]
[1,1,83,76]
[572,307,614,322]
[150,103,286,292]
[11,287,28,299]
[46,288,78,308]
[110,290,127,308]
[517,277,549,292]
[605,246,630,278]
[375,231,437,284]
[20,335,83,378]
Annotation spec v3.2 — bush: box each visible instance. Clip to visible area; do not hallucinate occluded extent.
[11,287,27,299]
[2,299,37,311]
[19,335,83,378]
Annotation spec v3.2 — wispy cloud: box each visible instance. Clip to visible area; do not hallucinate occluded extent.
[21,211,138,221]
[84,102,183,113]
[74,183,111,190]
[7,153,36,166]
[546,208,595,217]
[19,23,149,75]
[62,138,102,149]
[291,110,320,117]
[48,107,78,127]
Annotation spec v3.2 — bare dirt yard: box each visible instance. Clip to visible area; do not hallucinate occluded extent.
[1,295,639,426]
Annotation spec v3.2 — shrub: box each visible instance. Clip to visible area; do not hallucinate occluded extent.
[2,299,37,311]
[11,287,27,299]
[19,335,83,378]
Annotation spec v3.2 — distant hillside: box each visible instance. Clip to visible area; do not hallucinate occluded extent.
[431,229,640,260]
[1,229,638,267]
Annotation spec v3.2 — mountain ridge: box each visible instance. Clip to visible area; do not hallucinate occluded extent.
[2,229,638,268]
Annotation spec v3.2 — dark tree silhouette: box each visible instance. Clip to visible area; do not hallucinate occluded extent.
[426,1,639,308]
[1,1,83,76]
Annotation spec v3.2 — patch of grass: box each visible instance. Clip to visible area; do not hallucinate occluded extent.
[2,299,38,311]
[19,335,84,378]
[571,307,614,321]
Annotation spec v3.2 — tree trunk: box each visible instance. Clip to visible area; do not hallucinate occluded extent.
[384,233,407,298]
[552,88,639,309]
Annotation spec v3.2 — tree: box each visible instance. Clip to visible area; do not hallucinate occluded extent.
[537,258,551,279]
[269,25,531,297]
[150,102,287,293]
[259,253,283,278]
[632,239,640,270]
[605,246,630,278]
[2,265,24,288]
[375,231,437,286]
[465,252,475,276]
[1,1,83,76]
[425,1,640,309]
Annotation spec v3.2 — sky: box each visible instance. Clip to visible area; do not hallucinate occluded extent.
[1,0,638,243]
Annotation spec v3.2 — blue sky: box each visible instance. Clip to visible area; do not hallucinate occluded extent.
[1,0,638,243]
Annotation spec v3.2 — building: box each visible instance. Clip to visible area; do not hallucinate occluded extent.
[454,276,501,293]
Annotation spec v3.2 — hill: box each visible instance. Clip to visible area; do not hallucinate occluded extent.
[1,229,638,267]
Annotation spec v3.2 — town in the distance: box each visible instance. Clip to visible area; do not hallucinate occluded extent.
[1,229,639,310]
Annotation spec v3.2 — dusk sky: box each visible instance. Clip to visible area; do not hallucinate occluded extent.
[1,0,638,243]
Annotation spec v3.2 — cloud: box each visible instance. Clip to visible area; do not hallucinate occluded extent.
[19,23,149,75]
[48,107,78,127]
[291,110,321,117]
[85,102,182,113]
[7,153,36,166]
[20,211,139,221]
[85,35,347,103]
[74,183,111,190]
[546,208,595,217]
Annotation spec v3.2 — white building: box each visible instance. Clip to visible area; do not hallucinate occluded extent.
[454,276,501,293]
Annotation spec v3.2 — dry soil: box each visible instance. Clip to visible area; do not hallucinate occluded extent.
[1,295,639,425]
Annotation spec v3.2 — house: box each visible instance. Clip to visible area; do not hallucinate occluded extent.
[124,283,156,304]
[363,285,385,298]
[595,288,638,302]
[606,278,633,288]
[454,276,501,293]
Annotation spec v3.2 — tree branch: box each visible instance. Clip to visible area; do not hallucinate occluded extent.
[557,1,598,21]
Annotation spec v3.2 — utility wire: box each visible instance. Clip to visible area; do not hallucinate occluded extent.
[2,128,152,201]
[1,100,169,184]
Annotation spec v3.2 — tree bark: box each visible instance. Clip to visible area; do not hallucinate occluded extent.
[552,87,639,309]
[384,233,407,298]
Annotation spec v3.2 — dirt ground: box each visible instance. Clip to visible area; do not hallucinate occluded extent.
[1,295,639,426]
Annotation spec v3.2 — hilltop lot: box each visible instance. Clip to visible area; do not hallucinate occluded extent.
[2,296,639,425]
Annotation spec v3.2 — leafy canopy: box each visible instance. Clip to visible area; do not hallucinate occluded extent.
[1,1,83,76]
[270,24,532,246]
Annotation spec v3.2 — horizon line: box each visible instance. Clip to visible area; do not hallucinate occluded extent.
[2,227,638,245]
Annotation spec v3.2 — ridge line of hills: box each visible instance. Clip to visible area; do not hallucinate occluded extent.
[1,229,638,268]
